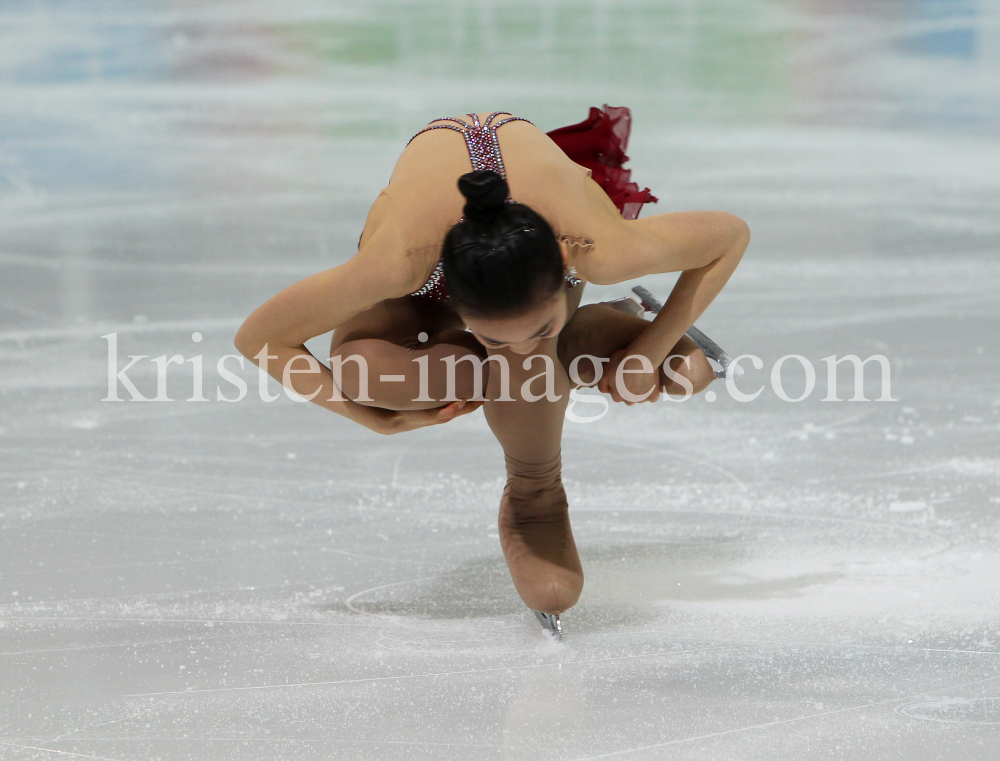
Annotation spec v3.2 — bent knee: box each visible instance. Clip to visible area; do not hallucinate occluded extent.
[662,349,715,395]
[689,350,717,393]
[329,338,391,403]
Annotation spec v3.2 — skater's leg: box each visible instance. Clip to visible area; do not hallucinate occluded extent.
[557,302,716,394]
[482,286,586,616]
[329,296,490,410]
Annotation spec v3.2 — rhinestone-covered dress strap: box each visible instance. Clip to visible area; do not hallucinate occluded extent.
[406,112,535,182]
[406,112,582,299]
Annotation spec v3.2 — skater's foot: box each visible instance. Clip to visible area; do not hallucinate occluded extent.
[498,452,584,616]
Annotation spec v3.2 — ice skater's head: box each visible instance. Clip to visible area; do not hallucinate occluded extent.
[443,170,570,354]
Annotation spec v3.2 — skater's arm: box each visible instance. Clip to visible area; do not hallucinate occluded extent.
[575,179,749,401]
[580,181,749,368]
[233,224,424,432]
[620,211,748,369]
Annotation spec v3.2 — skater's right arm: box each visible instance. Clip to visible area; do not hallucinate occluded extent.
[233,221,441,434]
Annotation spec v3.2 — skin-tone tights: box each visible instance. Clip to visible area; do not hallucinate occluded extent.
[328,283,713,613]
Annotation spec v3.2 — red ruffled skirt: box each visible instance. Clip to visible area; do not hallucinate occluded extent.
[546,104,658,220]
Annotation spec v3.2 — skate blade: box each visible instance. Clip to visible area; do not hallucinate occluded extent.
[534,611,562,641]
[631,285,743,380]
[604,296,645,318]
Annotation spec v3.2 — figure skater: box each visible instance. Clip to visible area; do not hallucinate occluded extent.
[235,107,749,638]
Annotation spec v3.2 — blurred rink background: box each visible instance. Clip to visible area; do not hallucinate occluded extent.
[1,1,999,759]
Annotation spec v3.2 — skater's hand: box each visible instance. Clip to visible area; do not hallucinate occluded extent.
[368,399,485,435]
[598,349,661,405]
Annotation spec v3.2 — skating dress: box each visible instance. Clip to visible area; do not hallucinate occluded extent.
[361,106,658,302]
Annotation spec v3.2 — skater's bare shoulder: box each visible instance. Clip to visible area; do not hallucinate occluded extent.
[581,185,750,285]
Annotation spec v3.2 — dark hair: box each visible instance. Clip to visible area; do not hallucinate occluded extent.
[441,169,564,318]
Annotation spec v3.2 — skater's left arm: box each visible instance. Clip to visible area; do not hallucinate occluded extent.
[625,210,748,370]
[582,195,750,371]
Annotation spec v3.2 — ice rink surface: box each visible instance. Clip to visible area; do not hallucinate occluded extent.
[1,1,999,758]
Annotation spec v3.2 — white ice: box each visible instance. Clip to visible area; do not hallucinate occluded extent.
[1,1,999,759]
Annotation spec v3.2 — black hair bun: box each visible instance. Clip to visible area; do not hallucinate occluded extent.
[457,169,508,225]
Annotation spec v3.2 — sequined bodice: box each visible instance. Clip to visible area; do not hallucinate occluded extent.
[407,112,584,301]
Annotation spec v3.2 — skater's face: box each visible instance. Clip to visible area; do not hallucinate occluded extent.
[462,289,568,355]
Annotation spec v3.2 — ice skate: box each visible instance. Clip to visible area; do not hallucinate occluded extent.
[604,295,646,318]
[631,285,742,379]
[534,611,563,640]
[499,453,584,634]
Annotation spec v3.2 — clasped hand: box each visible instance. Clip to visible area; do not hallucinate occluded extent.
[367,399,485,435]
[596,348,662,405]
